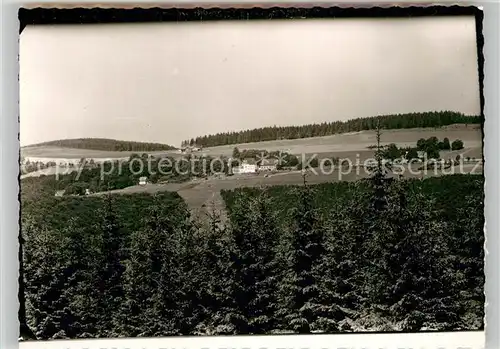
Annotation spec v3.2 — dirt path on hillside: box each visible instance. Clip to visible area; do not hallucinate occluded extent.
[178,187,228,224]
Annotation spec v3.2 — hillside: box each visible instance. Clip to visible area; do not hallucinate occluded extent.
[182,111,481,148]
[21,174,484,338]
[23,138,177,152]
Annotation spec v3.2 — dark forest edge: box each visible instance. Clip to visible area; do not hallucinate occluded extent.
[20,173,484,339]
[23,138,177,152]
[182,111,480,147]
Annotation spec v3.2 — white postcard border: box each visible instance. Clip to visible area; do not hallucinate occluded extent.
[1,1,498,349]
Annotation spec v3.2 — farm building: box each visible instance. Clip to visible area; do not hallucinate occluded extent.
[139,176,148,185]
[180,145,202,154]
[259,158,279,172]
[233,159,258,174]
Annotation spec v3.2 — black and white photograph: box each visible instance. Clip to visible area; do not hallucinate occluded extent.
[18,6,485,341]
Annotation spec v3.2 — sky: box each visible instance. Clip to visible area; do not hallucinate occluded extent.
[19,16,481,147]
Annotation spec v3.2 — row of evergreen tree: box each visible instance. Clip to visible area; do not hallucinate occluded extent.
[182,111,480,148]
[25,138,177,152]
[20,139,484,339]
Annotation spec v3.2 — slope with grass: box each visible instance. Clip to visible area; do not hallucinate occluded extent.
[23,138,177,153]
[183,111,481,147]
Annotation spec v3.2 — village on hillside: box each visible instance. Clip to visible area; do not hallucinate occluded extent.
[20,122,483,209]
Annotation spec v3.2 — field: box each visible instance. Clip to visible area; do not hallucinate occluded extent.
[195,124,482,157]
[20,145,180,160]
[22,124,484,220]
[20,124,482,186]
[21,124,482,160]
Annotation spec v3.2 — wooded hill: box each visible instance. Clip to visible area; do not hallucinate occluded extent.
[24,138,177,152]
[182,111,480,147]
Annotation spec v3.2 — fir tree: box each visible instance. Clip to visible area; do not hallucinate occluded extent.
[363,121,393,311]
[118,196,181,336]
[446,186,485,329]
[195,209,235,335]
[170,204,204,335]
[246,190,280,334]
[117,228,157,337]
[54,219,101,339]
[95,194,126,337]
[22,218,71,339]
[19,215,36,340]
[370,123,391,212]
[318,182,370,332]
[388,182,460,330]
[224,190,280,334]
[232,147,241,159]
[278,175,325,333]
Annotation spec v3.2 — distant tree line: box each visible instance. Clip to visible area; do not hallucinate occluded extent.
[182,111,480,148]
[380,136,465,162]
[25,138,177,152]
[20,159,484,339]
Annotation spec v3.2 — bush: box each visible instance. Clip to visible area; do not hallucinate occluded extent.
[405,148,419,160]
[426,145,440,160]
[452,139,464,151]
[417,138,427,150]
[383,143,401,161]
[442,137,451,150]
[64,182,89,196]
[298,157,319,169]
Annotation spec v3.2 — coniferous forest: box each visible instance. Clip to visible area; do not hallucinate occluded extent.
[20,171,484,339]
[182,111,480,147]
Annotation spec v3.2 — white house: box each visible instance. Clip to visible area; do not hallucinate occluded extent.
[139,176,148,185]
[233,159,258,174]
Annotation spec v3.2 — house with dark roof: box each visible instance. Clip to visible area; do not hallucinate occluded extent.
[258,158,279,172]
